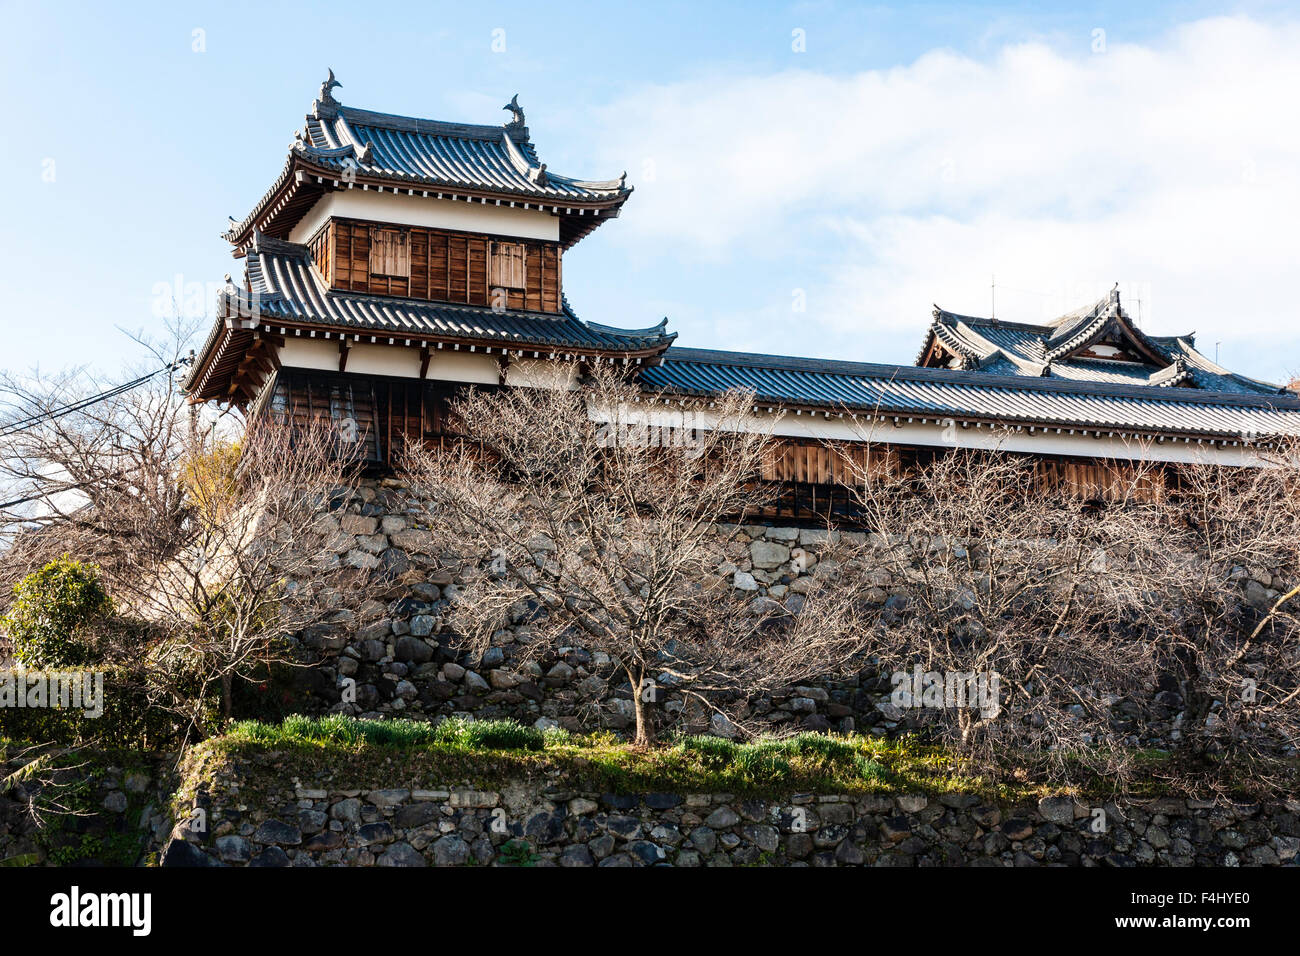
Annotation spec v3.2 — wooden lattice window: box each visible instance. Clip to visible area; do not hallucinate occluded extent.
[266,371,381,463]
[490,241,527,290]
[369,227,411,278]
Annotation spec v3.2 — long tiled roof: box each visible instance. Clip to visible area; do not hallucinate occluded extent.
[224,233,674,353]
[921,288,1281,396]
[642,347,1300,442]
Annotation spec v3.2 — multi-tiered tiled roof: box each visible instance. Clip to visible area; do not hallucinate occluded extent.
[184,233,674,403]
[223,72,633,255]
[918,287,1280,395]
[184,75,668,403]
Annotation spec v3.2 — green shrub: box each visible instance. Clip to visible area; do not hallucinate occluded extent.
[2,557,114,668]
[0,665,188,749]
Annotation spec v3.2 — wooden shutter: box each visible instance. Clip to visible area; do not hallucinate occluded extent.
[490,241,527,290]
[369,227,411,278]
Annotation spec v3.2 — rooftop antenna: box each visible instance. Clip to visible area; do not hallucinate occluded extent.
[1215,341,1221,364]
[991,274,995,320]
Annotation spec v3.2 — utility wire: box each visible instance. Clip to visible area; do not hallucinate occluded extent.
[0,359,188,441]
[0,358,191,514]
[0,488,60,512]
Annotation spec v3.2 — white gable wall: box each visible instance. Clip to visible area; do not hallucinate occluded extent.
[289,191,561,245]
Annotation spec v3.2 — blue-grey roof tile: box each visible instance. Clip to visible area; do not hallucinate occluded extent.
[644,347,1300,441]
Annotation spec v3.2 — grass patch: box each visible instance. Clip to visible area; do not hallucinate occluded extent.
[432,717,544,751]
[201,715,1297,804]
[209,715,1014,800]
[227,714,544,751]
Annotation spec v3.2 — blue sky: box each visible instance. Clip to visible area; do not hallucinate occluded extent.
[2,0,1297,384]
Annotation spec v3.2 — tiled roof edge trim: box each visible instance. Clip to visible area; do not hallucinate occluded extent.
[585,317,671,339]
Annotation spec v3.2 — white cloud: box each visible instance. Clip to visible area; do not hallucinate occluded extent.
[581,15,1300,382]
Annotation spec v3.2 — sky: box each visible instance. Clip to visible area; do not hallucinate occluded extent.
[1,0,1298,385]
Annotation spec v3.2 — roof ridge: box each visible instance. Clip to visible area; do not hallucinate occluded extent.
[338,105,513,142]
[1171,336,1284,393]
[658,346,1300,410]
[933,306,1052,334]
[586,317,671,338]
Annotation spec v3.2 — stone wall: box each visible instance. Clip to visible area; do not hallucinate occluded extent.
[161,751,1300,867]
[0,748,170,866]
[296,478,886,737]
[293,478,1292,747]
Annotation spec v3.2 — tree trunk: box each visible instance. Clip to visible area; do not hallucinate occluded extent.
[630,669,655,747]
[220,672,232,724]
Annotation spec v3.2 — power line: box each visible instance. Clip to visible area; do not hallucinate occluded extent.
[0,360,187,441]
[0,488,60,512]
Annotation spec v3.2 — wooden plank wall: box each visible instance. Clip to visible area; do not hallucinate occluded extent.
[1033,457,1167,502]
[307,228,332,287]
[761,440,898,485]
[763,438,1165,504]
[318,218,562,312]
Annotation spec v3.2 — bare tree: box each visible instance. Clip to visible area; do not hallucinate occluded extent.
[133,420,365,731]
[840,446,1166,787]
[1134,448,1300,793]
[0,324,201,584]
[0,328,365,736]
[842,438,1300,795]
[402,366,872,746]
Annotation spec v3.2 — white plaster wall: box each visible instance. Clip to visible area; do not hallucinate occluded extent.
[346,343,422,378]
[425,351,500,385]
[505,358,579,390]
[289,191,560,244]
[277,338,338,372]
[278,339,501,385]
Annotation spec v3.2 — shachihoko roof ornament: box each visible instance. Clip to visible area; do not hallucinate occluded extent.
[503,94,526,131]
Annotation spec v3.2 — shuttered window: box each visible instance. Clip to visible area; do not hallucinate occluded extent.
[369,227,411,278]
[490,241,526,290]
